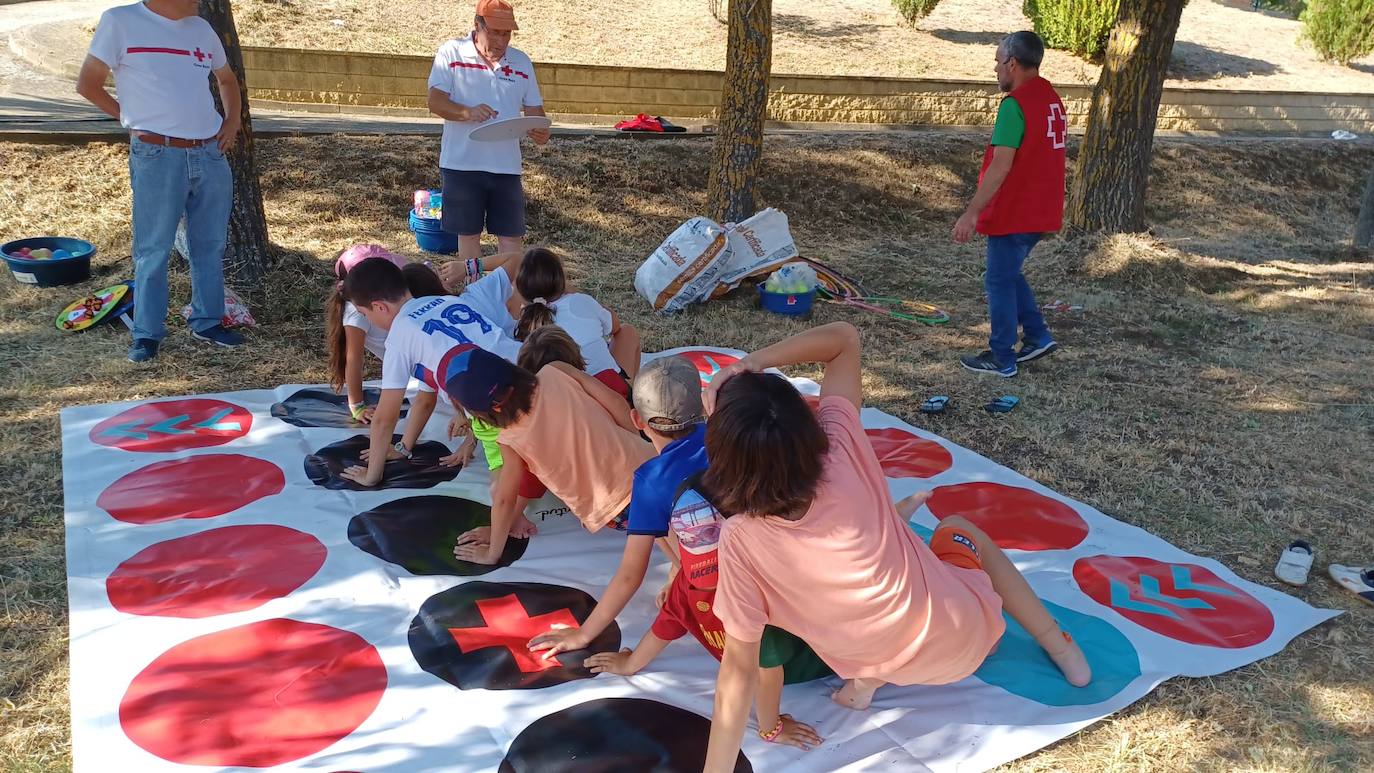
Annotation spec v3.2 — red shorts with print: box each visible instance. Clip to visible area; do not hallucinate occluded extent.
[930,527,982,571]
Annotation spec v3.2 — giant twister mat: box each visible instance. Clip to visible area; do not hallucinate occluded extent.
[60,347,1338,772]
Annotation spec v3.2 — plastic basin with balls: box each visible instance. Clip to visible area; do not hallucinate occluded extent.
[408,212,458,255]
[1,237,95,287]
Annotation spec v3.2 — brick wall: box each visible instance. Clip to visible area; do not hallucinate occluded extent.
[240,47,1374,134]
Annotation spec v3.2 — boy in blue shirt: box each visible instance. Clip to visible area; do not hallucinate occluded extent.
[528,355,826,750]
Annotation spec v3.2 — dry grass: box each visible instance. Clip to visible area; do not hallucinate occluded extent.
[230,0,1374,92]
[2,131,1374,771]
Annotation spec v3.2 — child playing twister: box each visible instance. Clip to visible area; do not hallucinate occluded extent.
[699,322,1092,771]
[337,258,523,492]
[444,343,654,565]
[326,245,445,423]
[449,247,641,384]
[524,354,829,751]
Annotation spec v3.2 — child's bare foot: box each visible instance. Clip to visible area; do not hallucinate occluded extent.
[831,677,883,710]
[1036,629,1092,687]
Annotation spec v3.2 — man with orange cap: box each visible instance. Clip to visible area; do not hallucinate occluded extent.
[427,0,549,284]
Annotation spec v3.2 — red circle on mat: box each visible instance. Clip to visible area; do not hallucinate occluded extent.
[1073,555,1274,648]
[927,481,1088,551]
[676,350,741,388]
[91,399,253,452]
[120,619,387,766]
[107,525,326,618]
[865,427,953,479]
[98,455,285,524]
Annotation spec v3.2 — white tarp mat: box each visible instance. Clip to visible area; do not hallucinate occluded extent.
[60,346,1337,773]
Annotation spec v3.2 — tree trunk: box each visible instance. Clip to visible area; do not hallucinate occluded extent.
[706,0,771,224]
[1356,163,1374,252]
[1065,0,1186,235]
[200,0,271,283]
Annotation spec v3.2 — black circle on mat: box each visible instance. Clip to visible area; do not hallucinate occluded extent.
[304,434,459,491]
[348,495,527,576]
[499,697,754,772]
[409,581,620,691]
[270,387,410,429]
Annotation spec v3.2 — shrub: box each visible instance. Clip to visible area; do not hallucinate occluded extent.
[891,0,944,23]
[1301,0,1374,65]
[1022,0,1120,60]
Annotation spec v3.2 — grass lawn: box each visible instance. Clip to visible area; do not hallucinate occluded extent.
[1,131,1372,771]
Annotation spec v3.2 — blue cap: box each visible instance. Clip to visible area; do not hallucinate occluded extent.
[438,344,519,411]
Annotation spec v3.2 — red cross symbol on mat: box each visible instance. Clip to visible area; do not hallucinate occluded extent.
[193,47,206,62]
[448,594,579,673]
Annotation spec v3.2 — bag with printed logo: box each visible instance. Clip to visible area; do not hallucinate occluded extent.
[634,217,734,313]
[714,208,800,293]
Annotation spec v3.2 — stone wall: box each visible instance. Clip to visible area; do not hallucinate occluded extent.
[240,47,1374,134]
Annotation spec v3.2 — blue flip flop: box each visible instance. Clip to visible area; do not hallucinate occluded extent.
[920,395,949,414]
[985,395,1020,414]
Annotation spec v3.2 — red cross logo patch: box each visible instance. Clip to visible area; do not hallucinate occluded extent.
[1046,103,1067,149]
[193,47,206,62]
[408,581,621,690]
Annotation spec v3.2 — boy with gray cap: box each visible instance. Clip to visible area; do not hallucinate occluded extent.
[528,355,828,750]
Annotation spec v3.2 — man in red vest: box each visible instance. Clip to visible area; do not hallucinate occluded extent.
[953,31,1066,377]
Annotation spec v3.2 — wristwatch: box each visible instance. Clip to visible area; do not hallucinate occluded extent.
[393,440,413,459]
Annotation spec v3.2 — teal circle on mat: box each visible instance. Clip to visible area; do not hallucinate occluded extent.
[974,600,1141,707]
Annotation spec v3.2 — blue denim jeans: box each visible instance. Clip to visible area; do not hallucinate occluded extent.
[985,232,1050,366]
[128,138,233,341]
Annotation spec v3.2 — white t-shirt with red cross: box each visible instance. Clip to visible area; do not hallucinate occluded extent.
[427,35,542,175]
[87,3,227,140]
[380,295,522,395]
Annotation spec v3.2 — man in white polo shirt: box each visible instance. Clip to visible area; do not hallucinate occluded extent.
[77,0,245,363]
[427,0,548,284]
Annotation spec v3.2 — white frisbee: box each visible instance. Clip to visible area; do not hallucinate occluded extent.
[468,115,552,142]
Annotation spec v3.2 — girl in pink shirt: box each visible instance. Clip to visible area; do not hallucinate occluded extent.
[699,322,1091,771]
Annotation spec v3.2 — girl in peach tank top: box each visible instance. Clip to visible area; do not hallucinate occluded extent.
[697,323,1092,773]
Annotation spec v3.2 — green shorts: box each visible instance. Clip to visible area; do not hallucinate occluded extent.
[470,417,503,470]
[759,626,833,685]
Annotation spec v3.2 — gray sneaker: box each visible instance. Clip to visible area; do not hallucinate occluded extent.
[192,324,245,348]
[1016,340,1058,363]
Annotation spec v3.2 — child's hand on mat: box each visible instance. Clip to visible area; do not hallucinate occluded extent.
[769,715,823,751]
[361,445,404,462]
[340,465,381,487]
[455,526,490,547]
[703,356,759,415]
[585,648,638,676]
[527,625,589,658]
[440,436,475,467]
[894,490,932,519]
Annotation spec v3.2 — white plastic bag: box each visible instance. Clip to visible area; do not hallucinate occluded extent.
[634,217,734,313]
[716,208,800,290]
[181,286,256,328]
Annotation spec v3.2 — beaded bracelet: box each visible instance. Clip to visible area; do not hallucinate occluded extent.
[759,717,784,743]
[464,258,483,283]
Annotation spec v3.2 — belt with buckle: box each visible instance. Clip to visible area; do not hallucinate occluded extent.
[134,132,211,148]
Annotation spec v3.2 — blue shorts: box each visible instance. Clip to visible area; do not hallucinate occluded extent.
[440,168,526,238]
